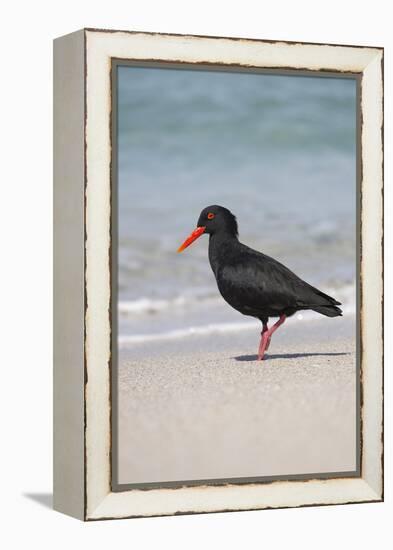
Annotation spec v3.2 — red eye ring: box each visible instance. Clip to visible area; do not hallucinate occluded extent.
[207,212,215,220]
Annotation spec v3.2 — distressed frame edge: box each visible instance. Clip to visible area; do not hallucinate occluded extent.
[83,26,384,52]
[358,48,384,499]
[87,479,381,521]
[81,29,383,521]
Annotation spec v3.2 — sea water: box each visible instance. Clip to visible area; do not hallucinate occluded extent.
[117,66,357,345]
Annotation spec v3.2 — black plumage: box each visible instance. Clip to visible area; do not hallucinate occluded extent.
[178,205,342,360]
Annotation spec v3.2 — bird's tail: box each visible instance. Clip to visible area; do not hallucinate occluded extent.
[308,287,343,317]
[312,304,342,317]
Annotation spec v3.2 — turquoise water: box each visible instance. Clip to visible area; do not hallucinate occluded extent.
[117,66,357,342]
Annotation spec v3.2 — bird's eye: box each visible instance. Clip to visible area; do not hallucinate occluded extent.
[207,213,215,220]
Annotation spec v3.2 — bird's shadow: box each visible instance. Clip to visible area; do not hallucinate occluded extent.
[234,352,350,362]
[23,492,53,509]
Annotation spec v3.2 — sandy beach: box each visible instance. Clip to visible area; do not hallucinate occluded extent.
[117,315,357,485]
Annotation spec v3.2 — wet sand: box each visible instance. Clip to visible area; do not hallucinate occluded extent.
[116,315,357,485]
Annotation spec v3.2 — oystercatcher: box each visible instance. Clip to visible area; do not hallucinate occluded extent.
[177,205,342,360]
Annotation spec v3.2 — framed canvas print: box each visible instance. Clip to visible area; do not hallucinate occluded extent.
[53,28,384,520]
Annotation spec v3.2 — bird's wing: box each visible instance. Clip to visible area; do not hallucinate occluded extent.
[216,247,340,313]
[216,251,301,312]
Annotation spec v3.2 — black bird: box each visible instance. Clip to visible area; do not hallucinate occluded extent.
[177,205,342,360]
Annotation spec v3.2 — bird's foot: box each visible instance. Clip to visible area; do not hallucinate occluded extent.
[257,323,269,360]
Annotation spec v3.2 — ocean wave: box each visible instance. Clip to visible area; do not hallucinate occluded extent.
[118,320,258,346]
[118,283,356,347]
[118,293,220,315]
[118,282,356,317]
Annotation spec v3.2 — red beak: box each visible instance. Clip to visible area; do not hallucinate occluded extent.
[177,226,206,253]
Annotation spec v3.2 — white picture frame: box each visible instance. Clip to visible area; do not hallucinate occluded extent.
[53,28,383,520]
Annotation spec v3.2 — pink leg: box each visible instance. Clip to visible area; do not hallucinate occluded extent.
[257,322,269,361]
[257,314,286,360]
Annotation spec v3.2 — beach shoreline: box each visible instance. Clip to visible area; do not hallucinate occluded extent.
[117,315,357,485]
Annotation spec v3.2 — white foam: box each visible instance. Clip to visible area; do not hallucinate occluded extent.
[118,282,356,347]
[118,320,258,347]
[118,309,355,347]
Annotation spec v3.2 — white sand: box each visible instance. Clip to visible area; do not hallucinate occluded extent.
[117,315,357,485]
